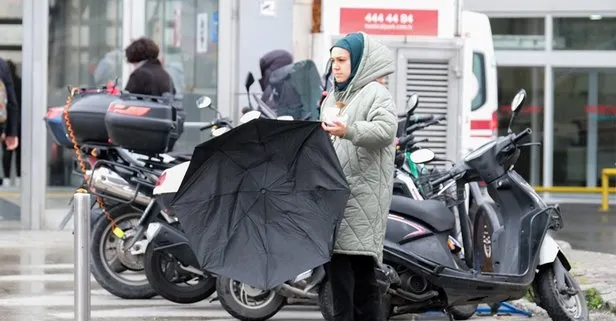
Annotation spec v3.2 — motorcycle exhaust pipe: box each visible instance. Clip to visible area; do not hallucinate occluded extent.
[88,167,153,206]
[276,283,318,299]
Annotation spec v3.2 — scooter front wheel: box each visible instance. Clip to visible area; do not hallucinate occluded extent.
[534,263,589,321]
[143,242,216,304]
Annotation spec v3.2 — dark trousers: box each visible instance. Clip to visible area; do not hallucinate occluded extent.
[1,140,20,179]
[327,253,382,321]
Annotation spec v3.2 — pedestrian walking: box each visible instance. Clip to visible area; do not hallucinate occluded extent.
[1,60,20,186]
[320,31,397,321]
[0,56,20,188]
[124,37,175,96]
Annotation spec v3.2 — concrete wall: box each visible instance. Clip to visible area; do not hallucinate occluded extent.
[464,0,616,14]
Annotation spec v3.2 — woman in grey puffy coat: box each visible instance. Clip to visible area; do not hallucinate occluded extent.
[320,31,398,321]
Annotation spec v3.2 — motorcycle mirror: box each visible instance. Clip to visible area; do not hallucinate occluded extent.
[409,148,436,165]
[276,115,294,121]
[245,72,255,93]
[211,127,230,137]
[196,96,212,109]
[239,110,261,124]
[405,93,419,114]
[508,89,527,133]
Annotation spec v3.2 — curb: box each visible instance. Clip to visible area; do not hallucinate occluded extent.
[556,239,572,251]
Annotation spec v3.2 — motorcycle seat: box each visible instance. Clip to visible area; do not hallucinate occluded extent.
[167,151,192,161]
[389,195,455,232]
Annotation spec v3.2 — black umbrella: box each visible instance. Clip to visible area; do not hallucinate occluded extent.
[170,118,350,290]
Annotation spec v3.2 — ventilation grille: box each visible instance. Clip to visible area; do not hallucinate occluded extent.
[405,60,449,166]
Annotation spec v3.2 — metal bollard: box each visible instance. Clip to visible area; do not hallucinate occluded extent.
[73,192,91,321]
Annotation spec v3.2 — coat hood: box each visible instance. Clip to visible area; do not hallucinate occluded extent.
[343,33,395,96]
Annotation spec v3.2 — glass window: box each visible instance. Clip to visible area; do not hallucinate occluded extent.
[552,69,588,186]
[471,52,486,111]
[497,67,544,185]
[490,18,545,50]
[47,0,123,187]
[553,17,616,50]
[554,69,616,186]
[145,0,219,154]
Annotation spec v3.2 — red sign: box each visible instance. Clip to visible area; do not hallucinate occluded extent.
[339,8,438,36]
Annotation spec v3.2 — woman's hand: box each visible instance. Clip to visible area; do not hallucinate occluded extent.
[322,121,347,138]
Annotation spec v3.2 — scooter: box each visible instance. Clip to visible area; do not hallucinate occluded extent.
[318,89,588,321]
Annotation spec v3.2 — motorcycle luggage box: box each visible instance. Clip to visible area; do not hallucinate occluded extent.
[64,92,119,144]
[104,93,176,155]
[45,107,73,148]
[167,99,185,151]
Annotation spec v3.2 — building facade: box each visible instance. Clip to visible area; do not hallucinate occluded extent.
[10,0,616,228]
[465,0,616,189]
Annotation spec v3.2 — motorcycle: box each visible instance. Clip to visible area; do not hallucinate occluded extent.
[318,88,588,321]
[48,91,205,299]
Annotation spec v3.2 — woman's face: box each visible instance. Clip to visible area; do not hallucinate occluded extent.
[331,47,351,83]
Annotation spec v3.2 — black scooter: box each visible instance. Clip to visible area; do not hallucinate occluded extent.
[350,89,587,320]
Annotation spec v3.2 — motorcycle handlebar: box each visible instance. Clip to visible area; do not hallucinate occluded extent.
[430,128,532,187]
[406,117,444,134]
[200,119,233,131]
[513,128,532,143]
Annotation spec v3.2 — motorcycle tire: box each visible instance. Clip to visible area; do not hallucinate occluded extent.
[90,210,158,300]
[534,263,589,321]
[449,304,478,320]
[216,276,286,321]
[317,277,334,321]
[143,242,216,304]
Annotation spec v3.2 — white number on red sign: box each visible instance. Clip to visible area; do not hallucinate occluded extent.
[364,12,414,24]
[364,13,386,23]
[400,13,414,24]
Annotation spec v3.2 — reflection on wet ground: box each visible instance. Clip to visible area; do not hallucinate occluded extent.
[0,231,612,320]
[554,204,616,255]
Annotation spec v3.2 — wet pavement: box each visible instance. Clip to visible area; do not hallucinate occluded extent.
[553,204,616,255]
[0,197,614,319]
[0,231,612,320]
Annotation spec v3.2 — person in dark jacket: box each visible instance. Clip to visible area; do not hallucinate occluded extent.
[0,57,19,152]
[124,37,175,96]
[1,60,20,184]
[258,49,293,102]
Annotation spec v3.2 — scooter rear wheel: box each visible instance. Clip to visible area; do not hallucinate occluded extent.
[216,276,286,321]
[535,263,589,321]
[449,304,478,320]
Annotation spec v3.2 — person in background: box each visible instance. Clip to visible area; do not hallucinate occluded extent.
[1,60,21,186]
[124,37,175,96]
[0,57,20,188]
[320,32,397,321]
[258,49,293,102]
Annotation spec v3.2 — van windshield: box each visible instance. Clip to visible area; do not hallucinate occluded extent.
[471,52,487,111]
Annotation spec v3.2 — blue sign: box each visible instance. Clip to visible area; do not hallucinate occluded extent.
[211,11,219,44]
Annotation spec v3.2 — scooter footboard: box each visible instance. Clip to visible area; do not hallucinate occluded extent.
[383,249,530,306]
[146,223,200,268]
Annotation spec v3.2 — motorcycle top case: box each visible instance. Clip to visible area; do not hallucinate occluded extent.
[104,93,179,154]
[45,107,73,148]
[63,92,120,144]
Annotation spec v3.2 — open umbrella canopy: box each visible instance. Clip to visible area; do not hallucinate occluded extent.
[170,118,350,290]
